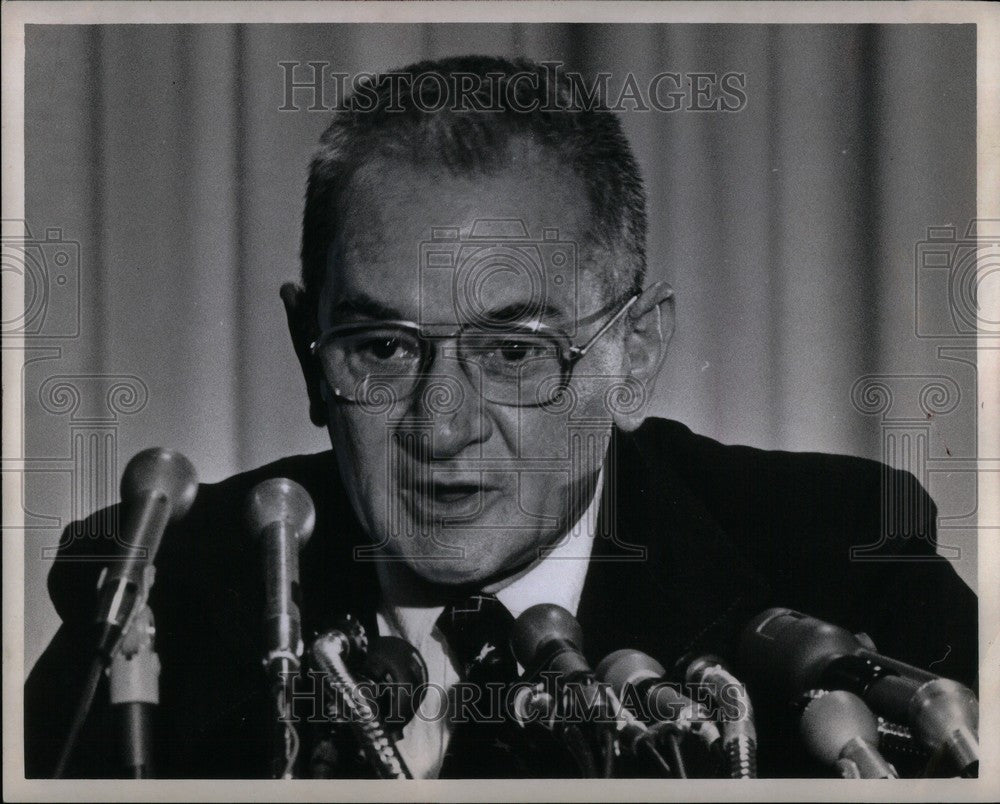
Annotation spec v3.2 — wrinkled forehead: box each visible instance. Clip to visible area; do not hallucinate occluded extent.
[319,152,609,332]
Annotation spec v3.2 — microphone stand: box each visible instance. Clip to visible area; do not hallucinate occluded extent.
[517,675,674,778]
[268,657,301,779]
[537,672,607,777]
[605,688,677,777]
[108,565,160,778]
[53,559,161,779]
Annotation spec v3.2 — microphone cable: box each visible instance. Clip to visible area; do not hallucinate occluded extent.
[663,732,688,779]
[683,654,757,779]
[601,680,677,777]
[273,688,300,780]
[311,629,412,779]
[600,728,615,778]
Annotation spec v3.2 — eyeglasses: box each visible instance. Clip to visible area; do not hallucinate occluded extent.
[310,294,639,408]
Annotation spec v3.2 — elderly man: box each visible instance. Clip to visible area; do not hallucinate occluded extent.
[25,56,976,779]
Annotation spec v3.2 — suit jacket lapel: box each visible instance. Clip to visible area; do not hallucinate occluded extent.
[300,462,381,641]
[577,425,772,672]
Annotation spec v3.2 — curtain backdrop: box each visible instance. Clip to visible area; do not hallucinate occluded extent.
[22,23,978,671]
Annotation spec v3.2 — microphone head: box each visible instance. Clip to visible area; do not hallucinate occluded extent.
[245,477,316,546]
[510,603,583,669]
[682,653,729,686]
[740,607,862,697]
[120,447,198,519]
[360,636,429,731]
[800,690,879,764]
[596,649,665,694]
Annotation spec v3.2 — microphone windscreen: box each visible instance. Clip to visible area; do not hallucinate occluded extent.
[740,607,862,696]
[245,477,316,546]
[362,636,427,688]
[800,690,879,764]
[360,636,429,730]
[596,649,664,694]
[510,603,583,668]
[120,447,198,519]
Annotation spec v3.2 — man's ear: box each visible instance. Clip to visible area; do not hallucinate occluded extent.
[280,282,328,427]
[613,280,675,432]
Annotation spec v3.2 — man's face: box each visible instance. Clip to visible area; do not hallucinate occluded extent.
[317,146,631,587]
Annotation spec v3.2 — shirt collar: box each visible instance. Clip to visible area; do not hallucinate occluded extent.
[492,469,601,619]
[376,468,604,648]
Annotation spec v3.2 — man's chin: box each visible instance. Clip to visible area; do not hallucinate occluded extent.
[399,549,531,590]
[403,556,495,587]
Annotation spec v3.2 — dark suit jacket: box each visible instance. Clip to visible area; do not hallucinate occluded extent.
[24,418,978,778]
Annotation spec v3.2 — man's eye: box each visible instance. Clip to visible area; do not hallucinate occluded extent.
[497,339,544,363]
[474,337,555,376]
[357,336,418,362]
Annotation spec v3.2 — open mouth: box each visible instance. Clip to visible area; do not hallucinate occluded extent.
[400,473,502,518]
[431,481,484,504]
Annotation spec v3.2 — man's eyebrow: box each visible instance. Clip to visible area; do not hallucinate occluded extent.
[483,301,566,325]
[327,294,569,326]
[327,292,407,322]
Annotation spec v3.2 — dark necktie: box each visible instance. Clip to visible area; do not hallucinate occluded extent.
[434,593,522,777]
[437,593,517,685]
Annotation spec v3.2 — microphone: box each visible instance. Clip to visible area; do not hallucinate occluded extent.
[800,690,897,778]
[311,628,412,779]
[510,603,591,679]
[245,477,315,681]
[94,447,198,660]
[246,478,315,779]
[358,636,429,737]
[510,604,635,777]
[740,607,979,777]
[56,447,197,778]
[510,604,622,736]
[683,654,757,779]
[597,649,722,752]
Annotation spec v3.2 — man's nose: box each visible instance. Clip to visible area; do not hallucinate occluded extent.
[406,351,493,459]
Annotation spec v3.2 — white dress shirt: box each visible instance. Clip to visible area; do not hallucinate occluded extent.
[375,470,604,779]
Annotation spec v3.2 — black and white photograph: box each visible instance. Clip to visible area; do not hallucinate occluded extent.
[3,1,997,799]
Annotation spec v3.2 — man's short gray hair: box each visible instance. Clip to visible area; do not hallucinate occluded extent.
[301,55,647,322]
